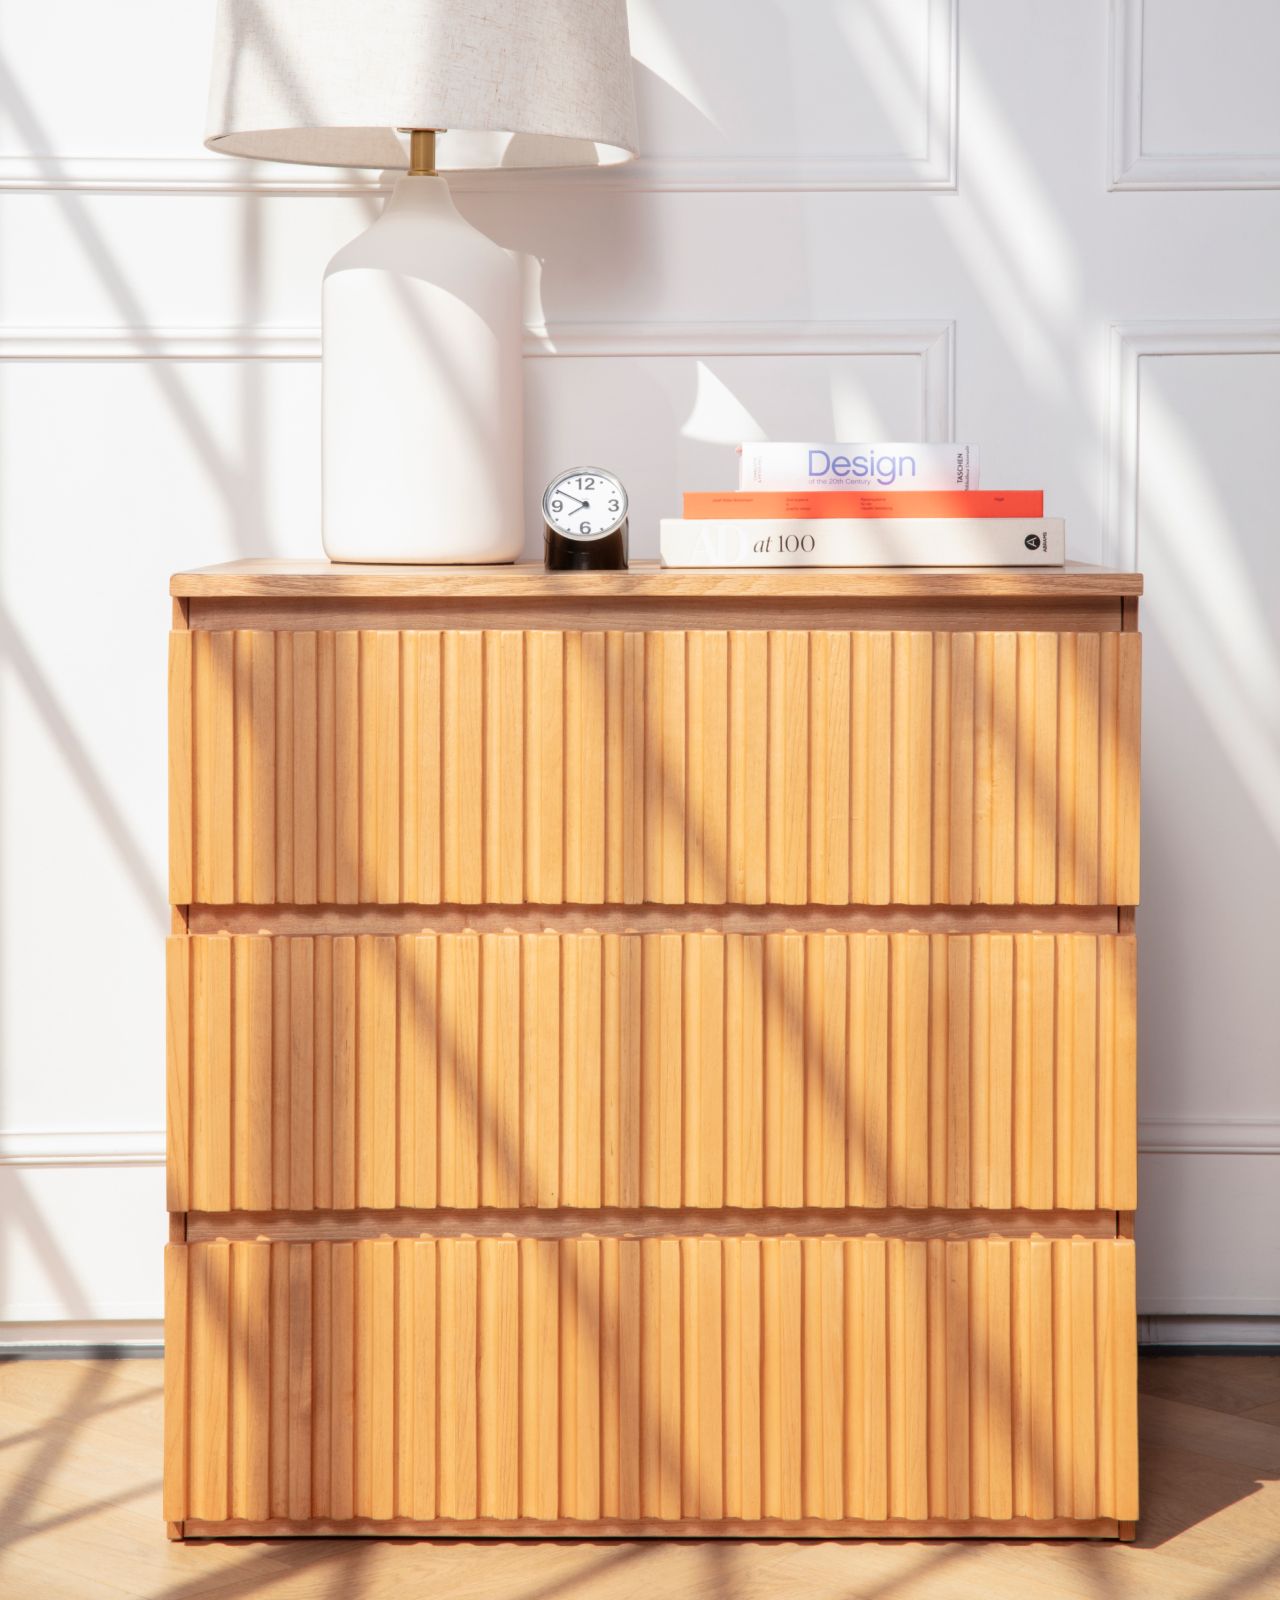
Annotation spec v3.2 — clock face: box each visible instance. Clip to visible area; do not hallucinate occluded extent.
[542,468,628,540]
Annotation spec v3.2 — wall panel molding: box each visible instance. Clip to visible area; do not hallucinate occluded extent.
[0,319,955,441]
[618,0,958,194]
[1137,1117,1280,1155]
[1106,320,1280,566]
[0,1129,165,1166]
[0,156,389,195]
[1109,0,1280,189]
[4,1116,1273,1172]
[524,321,955,442]
[0,326,321,361]
[0,3,956,195]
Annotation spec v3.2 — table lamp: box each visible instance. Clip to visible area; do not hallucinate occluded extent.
[205,1,638,564]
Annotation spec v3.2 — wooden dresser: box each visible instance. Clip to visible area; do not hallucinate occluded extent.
[164,560,1141,1539]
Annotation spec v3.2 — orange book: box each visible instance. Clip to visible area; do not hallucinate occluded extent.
[683,490,1043,519]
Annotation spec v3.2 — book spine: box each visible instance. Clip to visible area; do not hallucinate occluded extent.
[737,442,978,491]
[659,517,1065,568]
[684,490,1041,519]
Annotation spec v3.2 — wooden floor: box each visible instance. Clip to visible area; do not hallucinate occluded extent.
[1,1355,1278,1600]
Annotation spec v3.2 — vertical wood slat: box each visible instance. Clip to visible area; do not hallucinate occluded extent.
[442,631,481,904]
[231,938,267,1211]
[1114,631,1142,905]
[173,932,1137,1212]
[728,630,768,904]
[191,630,235,902]
[768,631,809,903]
[409,1240,436,1520]
[438,1239,478,1518]
[852,632,893,905]
[484,632,524,903]
[401,631,441,904]
[333,632,359,905]
[564,633,607,905]
[188,1240,230,1521]
[274,634,294,906]
[311,1243,332,1516]
[268,1242,289,1516]
[290,633,318,905]
[177,628,1140,907]
[480,1239,520,1518]
[165,939,191,1211]
[312,940,334,1213]
[270,941,290,1210]
[315,631,336,903]
[525,631,564,905]
[229,1242,269,1520]
[288,941,315,1211]
[162,1245,189,1520]
[330,1242,355,1520]
[686,631,729,906]
[168,632,194,904]
[990,633,1019,904]
[175,1237,1137,1523]
[191,937,231,1212]
[331,938,357,1211]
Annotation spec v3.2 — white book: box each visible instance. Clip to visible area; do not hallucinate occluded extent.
[659,517,1065,568]
[738,441,978,491]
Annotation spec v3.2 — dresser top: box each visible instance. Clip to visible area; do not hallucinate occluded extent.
[172,559,1143,599]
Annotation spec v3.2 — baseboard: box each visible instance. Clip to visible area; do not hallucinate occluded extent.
[7,1314,1279,1359]
[0,1343,162,1360]
[0,1318,163,1350]
[1138,1314,1280,1348]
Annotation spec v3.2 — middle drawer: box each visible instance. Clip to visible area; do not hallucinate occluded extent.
[168,931,1135,1214]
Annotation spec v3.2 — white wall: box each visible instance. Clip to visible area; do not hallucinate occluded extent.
[1,0,1276,1343]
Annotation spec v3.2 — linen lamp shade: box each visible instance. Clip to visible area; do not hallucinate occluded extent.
[204,0,639,170]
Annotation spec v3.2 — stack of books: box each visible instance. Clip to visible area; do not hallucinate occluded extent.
[659,442,1065,567]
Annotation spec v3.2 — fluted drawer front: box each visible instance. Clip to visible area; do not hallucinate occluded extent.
[167,931,1136,1213]
[169,628,1140,907]
[165,1235,1137,1525]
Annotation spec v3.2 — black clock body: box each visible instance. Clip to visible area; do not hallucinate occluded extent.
[544,518,629,571]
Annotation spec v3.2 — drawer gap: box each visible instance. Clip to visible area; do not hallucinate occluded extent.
[188,903,1126,935]
[185,1206,1122,1244]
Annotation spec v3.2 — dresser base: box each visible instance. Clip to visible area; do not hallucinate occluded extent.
[176,1516,1129,1541]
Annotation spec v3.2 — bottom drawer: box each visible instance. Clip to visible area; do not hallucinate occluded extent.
[165,1235,1137,1529]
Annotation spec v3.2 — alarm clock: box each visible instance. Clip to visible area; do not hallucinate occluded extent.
[542,467,629,570]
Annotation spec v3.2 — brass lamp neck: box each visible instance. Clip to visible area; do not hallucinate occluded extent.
[405,128,439,177]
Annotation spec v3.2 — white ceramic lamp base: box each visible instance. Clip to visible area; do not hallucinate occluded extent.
[321,175,524,564]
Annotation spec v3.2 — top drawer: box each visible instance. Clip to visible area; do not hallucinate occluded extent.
[170,628,1139,907]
